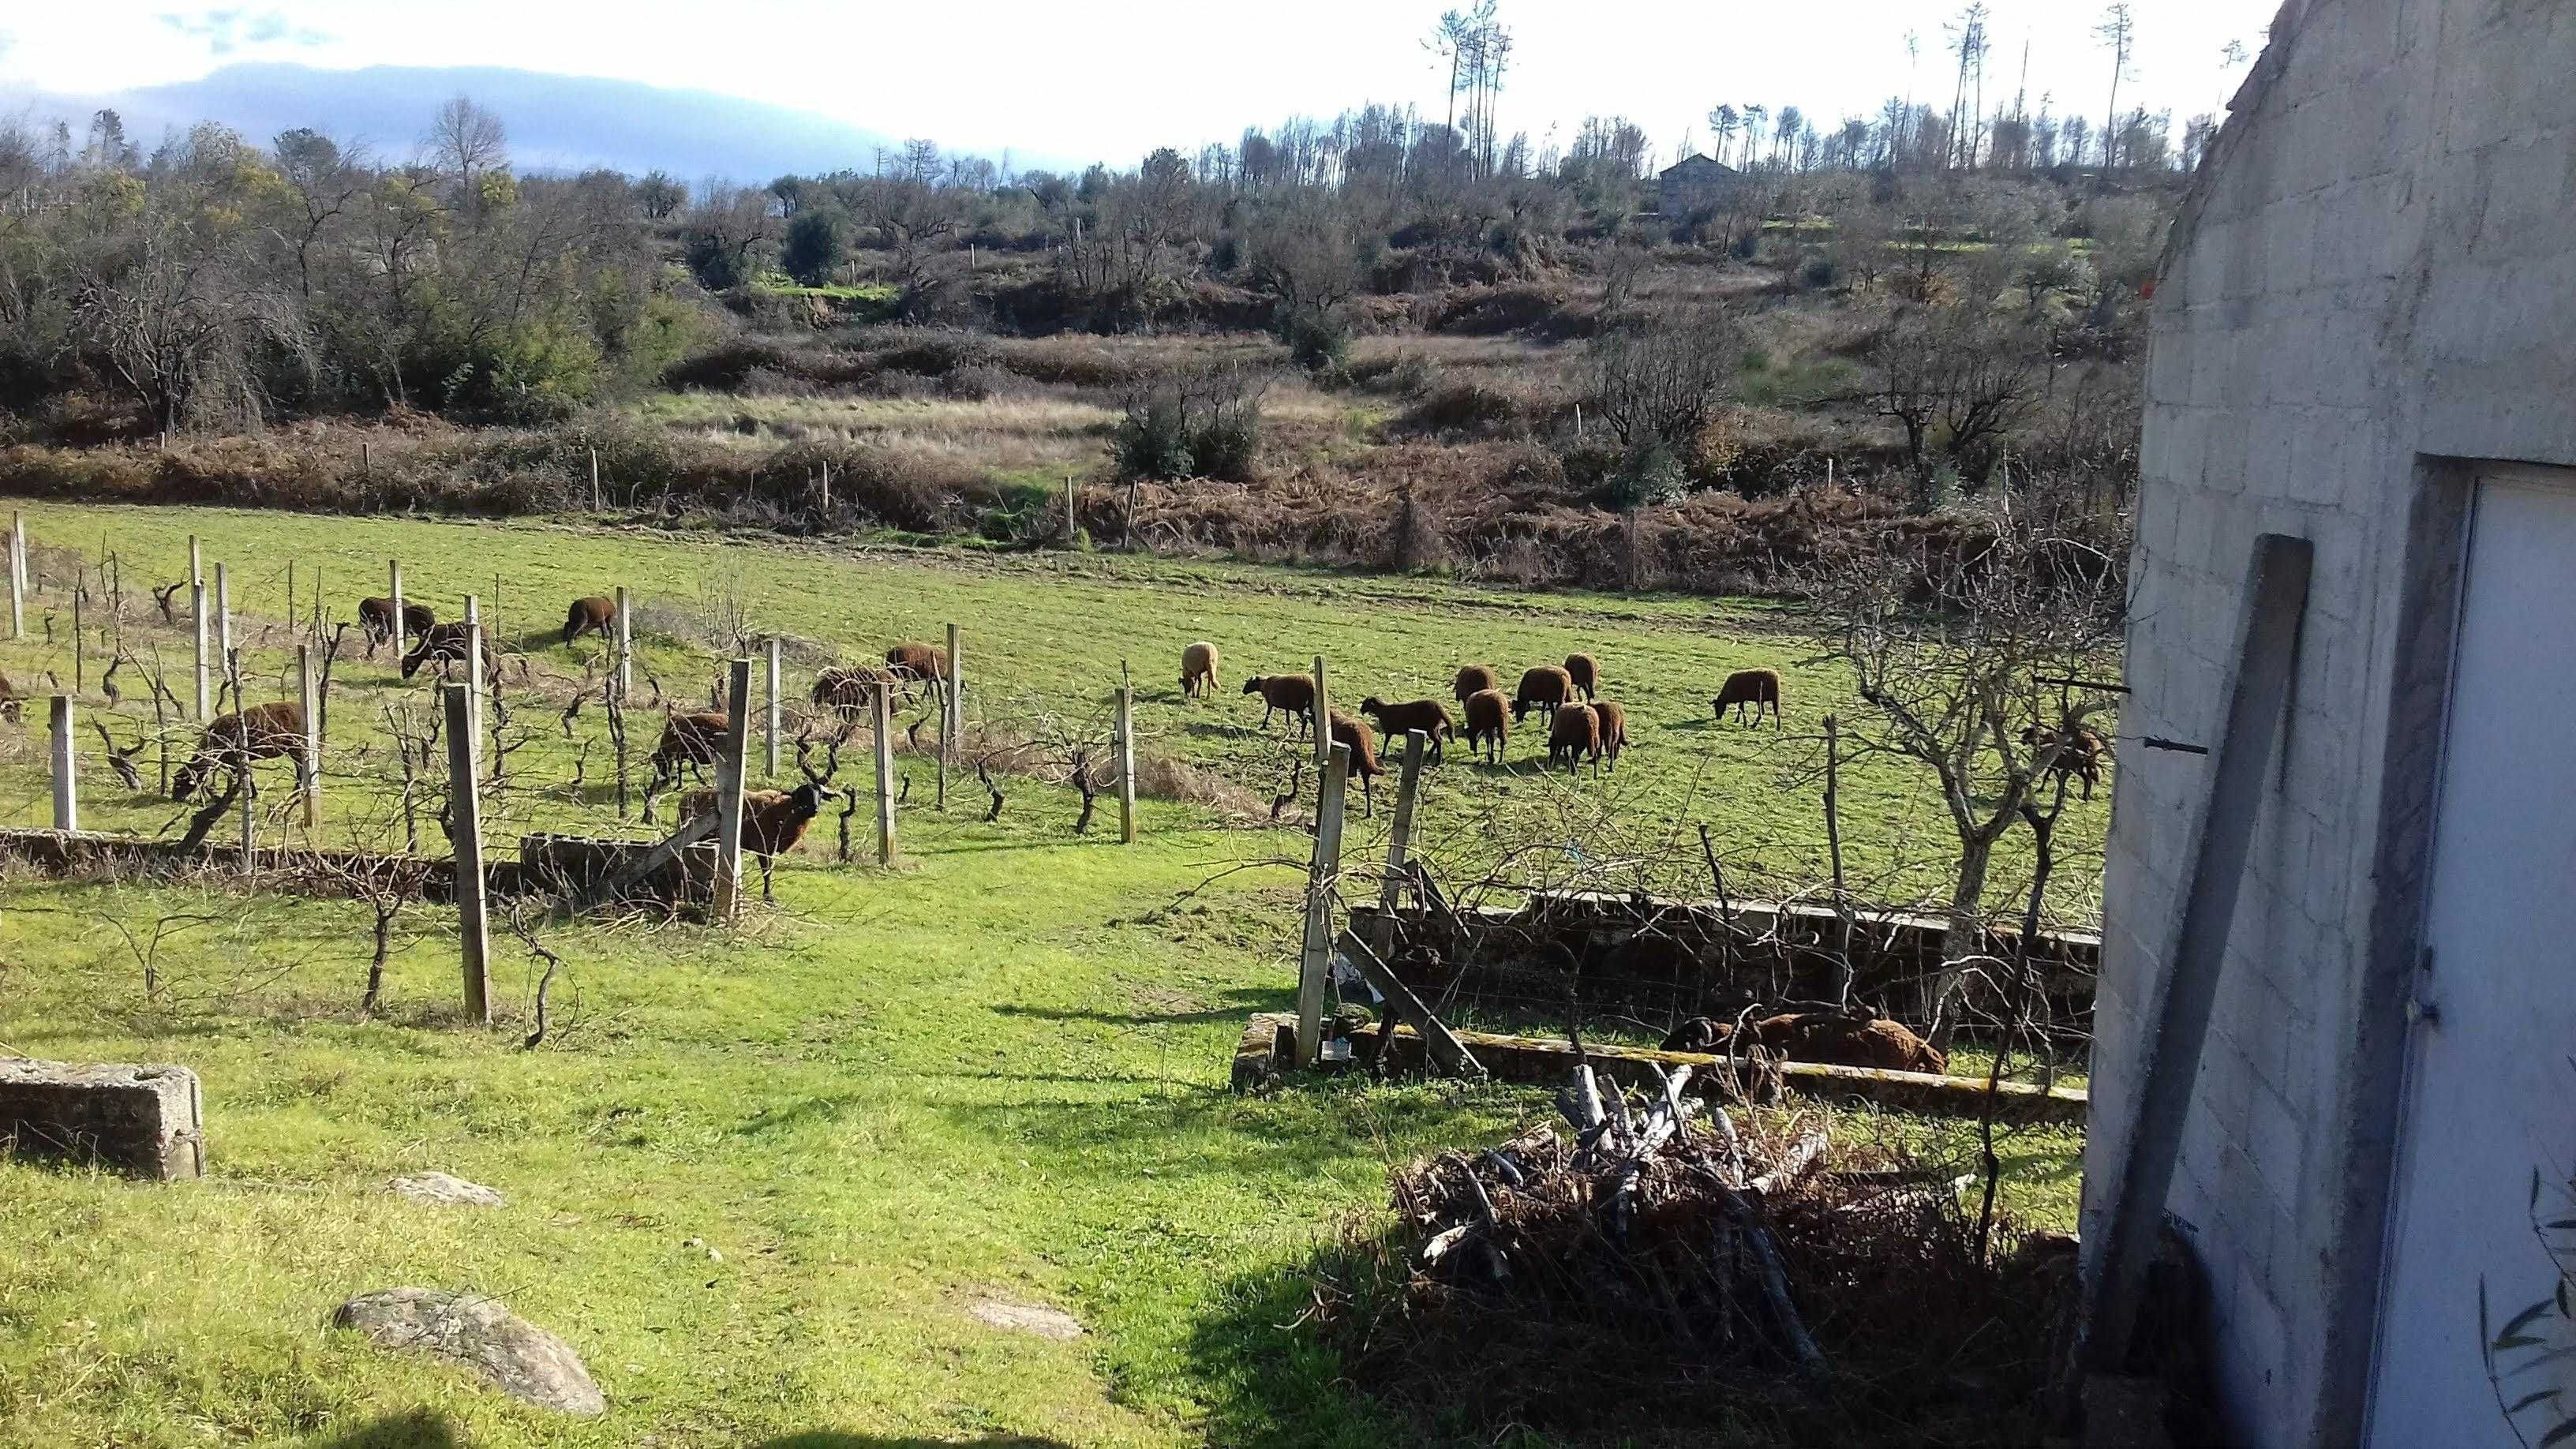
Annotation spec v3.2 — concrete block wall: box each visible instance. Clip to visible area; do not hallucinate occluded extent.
[2088,0,2576,1442]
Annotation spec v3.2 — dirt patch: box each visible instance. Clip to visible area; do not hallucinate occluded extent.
[968,1295,1084,1340]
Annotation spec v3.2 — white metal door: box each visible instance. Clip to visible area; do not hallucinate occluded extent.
[2369,470,2576,1445]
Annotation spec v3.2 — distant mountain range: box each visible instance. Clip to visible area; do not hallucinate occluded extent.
[2,62,1017,182]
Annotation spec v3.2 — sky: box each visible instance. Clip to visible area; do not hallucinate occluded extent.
[0,1,2284,171]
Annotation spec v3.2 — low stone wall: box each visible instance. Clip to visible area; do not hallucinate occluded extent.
[0,1060,205,1179]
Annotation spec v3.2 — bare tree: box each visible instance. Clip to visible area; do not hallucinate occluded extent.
[2095,5,2138,170]
[1865,309,2043,500]
[428,96,507,211]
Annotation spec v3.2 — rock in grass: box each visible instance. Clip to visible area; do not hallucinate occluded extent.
[968,1295,1084,1340]
[387,1171,505,1208]
[334,1288,605,1416]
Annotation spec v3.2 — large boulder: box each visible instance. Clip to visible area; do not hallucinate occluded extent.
[333,1288,605,1416]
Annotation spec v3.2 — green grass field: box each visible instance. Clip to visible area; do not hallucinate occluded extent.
[0,504,2095,1447]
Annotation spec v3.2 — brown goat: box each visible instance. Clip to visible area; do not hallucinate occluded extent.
[650,710,733,789]
[171,702,307,799]
[1357,696,1454,763]
[1241,674,1317,736]
[1660,1013,1947,1074]
[2022,724,2110,800]
[811,664,896,714]
[357,596,435,650]
[1180,641,1222,699]
[1711,668,1784,728]
[1453,664,1500,706]
[1462,687,1510,764]
[562,595,616,645]
[399,622,496,681]
[1327,710,1383,816]
[1547,698,1602,776]
[1589,699,1629,773]
[1514,665,1577,724]
[676,782,833,901]
[1563,652,1601,700]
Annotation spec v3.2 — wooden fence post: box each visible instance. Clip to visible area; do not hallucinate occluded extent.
[286,560,295,637]
[1295,741,1352,1067]
[1117,683,1137,843]
[443,680,491,1025]
[1064,474,1078,545]
[612,584,633,817]
[1312,654,1331,771]
[298,644,321,829]
[712,656,753,923]
[1371,730,1428,959]
[765,635,782,778]
[871,680,897,867]
[388,559,406,664]
[49,695,75,832]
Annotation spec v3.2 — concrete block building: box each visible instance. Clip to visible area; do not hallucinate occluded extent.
[1655,154,1746,217]
[2086,0,2576,1443]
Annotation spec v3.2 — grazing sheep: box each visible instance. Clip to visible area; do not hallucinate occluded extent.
[676,781,833,901]
[884,642,951,686]
[1589,699,1629,773]
[1547,698,1602,776]
[1462,687,1510,764]
[561,595,616,646]
[1327,710,1383,817]
[1241,674,1317,736]
[811,663,896,715]
[650,710,733,789]
[357,597,435,650]
[1357,696,1454,763]
[2021,724,2110,800]
[1658,1013,1948,1074]
[1563,652,1601,700]
[1180,641,1222,699]
[1513,665,1577,724]
[171,702,307,799]
[1453,664,1500,706]
[1710,668,1784,728]
[399,622,496,680]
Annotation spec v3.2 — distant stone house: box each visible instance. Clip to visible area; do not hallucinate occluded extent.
[1656,155,1747,217]
[2087,1,2576,1445]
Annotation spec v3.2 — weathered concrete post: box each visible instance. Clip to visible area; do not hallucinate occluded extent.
[462,594,483,702]
[1312,654,1331,771]
[1370,730,1428,959]
[442,680,491,1025]
[214,563,235,703]
[298,643,321,829]
[712,656,753,923]
[8,510,23,641]
[871,680,897,867]
[818,460,830,515]
[948,622,964,752]
[191,566,210,722]
[71,590,83,695]
[589,448,601,511]
[612,585,632,698]
[388,559,406,663]
[765,635,782,778]
[48,695,76,832]
[1295,740,1352,1068]
[1117,683,1138,844]
[1064,474,1078,545]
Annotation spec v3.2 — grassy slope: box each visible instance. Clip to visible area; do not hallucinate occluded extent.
[0,504,2089,1447]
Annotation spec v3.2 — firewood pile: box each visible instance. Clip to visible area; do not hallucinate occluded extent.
[1322,1061,2069,1445]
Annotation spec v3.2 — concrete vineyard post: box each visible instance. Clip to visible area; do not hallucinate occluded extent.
[298,644,321,829]
[71,590,83,695]
[443,680,491,1025]
[612,585,633,818]
[1312,655,1330,773]
[1117,684,1137,844]
[1371,730,1428,959]
[215,563,234,700]
[765,635,782,778]
[1064,474,1077,545]
[6,511,21,640]
[871,680,897,867]
[612,586,631,698]
[463,594,483,702]
[818,461,830,515]
[1295,741,1352,1068]
[48,695,75,833]
[191,539,208,721]
[712,657,753,923]
[946,622,963,754]
[388,560,405,665]
[590,448,601,511]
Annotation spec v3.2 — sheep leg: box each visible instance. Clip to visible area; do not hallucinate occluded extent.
[760,855,775,902]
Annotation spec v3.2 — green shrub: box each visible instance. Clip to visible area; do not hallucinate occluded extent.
[1191,411,1261,482]
[781,212,844,287]
[1115,401,1195,481]
[1284,308,1353,375]
[1801,255,1840,289]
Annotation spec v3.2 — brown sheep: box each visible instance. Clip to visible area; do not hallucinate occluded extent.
[1327,710,1383,817]
[1180,641,1222,699]
[2022,724,2110,800]
[1563,652,1601,700]
[811,663,896,715]
[1589,699,1629,773]
[1462,687,1510,764]
[676,782,834,901]
[650,710,733,789]
[171,702,307,799]
[1241,674,1316,736]
[1547,698,1602,776]
[884,642,951,685]
[561,595,616,645]
[1659,1013,1948,1074]
[1513,664,1577,724]
[357,597,435,650]
[1710,668,1784,728]
[1357,696,1454,764]
[1453,664,1500,706]
[399,621,496,680]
